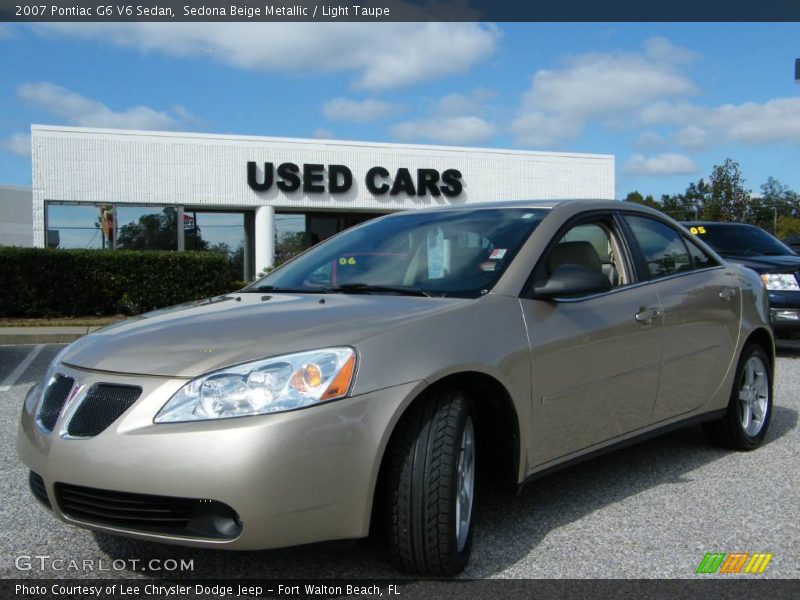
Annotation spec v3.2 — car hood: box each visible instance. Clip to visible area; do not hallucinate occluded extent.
[61,292,469,378]
[723,254,800,273]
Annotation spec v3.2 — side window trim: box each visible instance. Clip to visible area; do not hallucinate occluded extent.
[615,211,653,283]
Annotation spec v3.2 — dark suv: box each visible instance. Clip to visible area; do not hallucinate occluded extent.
[683,221,800,338]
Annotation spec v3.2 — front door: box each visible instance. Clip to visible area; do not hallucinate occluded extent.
[520,214,665,468]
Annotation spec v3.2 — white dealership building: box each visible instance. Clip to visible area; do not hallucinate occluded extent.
[30,125,614,280]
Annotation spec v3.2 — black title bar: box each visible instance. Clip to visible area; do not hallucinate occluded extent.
[3,0,800,22]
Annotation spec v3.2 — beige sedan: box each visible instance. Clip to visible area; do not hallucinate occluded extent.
[18,200,774,575]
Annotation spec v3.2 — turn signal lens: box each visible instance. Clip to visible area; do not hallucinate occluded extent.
[321,353,356,401]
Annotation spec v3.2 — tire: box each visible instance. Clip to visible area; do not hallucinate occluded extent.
[385,388,476,575]
[703,344,772,450]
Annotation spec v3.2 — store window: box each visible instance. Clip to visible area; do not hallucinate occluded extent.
[115,206,178,250]
[184,211,247,281]
[46,203,109,249]
[275,213,310,265]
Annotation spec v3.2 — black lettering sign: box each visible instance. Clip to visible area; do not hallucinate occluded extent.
[247,161,273,191]
[276,163,301,192]
[440,169,463,197]
[416,169,441,197]
[390,168,416,196]
[247,162,463,198]
[328,165,353,193]
[303,164,325,193]
[366,166,390,195]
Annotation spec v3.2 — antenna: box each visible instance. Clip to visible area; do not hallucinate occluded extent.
[796,58,800,83]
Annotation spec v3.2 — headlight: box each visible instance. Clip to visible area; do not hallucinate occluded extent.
[154,347,357,423]
[760,273,800,291]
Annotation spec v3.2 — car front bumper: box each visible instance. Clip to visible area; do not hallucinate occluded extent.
[17,362,421,550]
[768,290,800,337]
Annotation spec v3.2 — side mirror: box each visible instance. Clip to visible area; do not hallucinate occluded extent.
[532,264,612,300]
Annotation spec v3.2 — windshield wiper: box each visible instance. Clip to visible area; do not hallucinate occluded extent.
[327,283,433,297]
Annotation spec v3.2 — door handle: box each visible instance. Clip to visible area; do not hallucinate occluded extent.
[635,307,662,323]
[719,287,736,300]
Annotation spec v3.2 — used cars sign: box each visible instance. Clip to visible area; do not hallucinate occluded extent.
[247,161,463,197]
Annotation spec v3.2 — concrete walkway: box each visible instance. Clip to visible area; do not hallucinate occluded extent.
[0,326,102,345]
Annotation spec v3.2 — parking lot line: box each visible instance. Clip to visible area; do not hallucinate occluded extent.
[0,344,45,392]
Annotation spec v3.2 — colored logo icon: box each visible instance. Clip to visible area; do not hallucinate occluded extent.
[696,552,773,574]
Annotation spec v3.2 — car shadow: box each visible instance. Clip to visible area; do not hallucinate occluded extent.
[92,404,797,580]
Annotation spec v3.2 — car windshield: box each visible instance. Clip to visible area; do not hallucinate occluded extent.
[247,208,549,298]
[693,224,795,257]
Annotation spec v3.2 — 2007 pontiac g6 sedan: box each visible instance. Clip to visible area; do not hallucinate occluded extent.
[19,200,775,575]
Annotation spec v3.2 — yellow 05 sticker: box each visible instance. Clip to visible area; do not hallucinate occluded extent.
[689,226,707,235]
[338,257,357,265]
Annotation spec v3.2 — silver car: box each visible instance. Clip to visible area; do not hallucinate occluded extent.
[18,200,774,575]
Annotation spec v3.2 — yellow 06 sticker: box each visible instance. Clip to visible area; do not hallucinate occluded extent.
[338,257,357,265]
[689,226,707,235]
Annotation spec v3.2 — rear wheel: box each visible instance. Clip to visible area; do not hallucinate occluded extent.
[385,388,475,575]
[703,344,772,450]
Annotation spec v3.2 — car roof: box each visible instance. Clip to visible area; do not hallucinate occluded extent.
[382,199,637,215]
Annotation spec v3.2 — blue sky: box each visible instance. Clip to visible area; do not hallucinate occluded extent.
[0,22,798,199]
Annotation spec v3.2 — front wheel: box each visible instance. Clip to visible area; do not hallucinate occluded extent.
[385,389,476,575]
[703,344,772,450]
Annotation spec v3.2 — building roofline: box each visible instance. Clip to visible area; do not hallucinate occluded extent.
[30,124,615,161]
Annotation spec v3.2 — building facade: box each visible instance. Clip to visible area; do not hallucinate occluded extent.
[31,125,615,280]
[0,184,33,247]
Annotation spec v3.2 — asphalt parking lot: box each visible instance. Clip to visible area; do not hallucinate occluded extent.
[1,342,799,580]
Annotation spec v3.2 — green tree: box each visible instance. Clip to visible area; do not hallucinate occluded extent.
[623,191,659,209]
[707,159,751,223]
[276,231,311,265]
[776,215,800,240]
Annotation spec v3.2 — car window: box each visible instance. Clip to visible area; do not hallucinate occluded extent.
[545,219,628,288]
[624,215,692,279]
[685,239,718,270]
[687,223,795,258]
[252,208,549,298]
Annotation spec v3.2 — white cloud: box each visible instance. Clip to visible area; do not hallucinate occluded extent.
[673,124,708,149]
[433,89,497,117]
[322,98,399,123]
[511,37,697,147]
[623,153,699,176]
[643,36,701,66]
[0,24,14,39]
[634,130,667,150]
[643,97,800,146]
[37,23,499,91]
[0,133,31,156]
[390,116,497,146]
[17,82,196,130]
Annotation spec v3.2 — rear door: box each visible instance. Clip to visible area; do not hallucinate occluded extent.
[621,214,740,422]
[520,213,664,467]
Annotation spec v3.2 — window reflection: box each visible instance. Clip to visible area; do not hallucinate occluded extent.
[116,207,177,251]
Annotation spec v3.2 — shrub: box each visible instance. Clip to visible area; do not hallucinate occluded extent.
[0,247,232,318]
